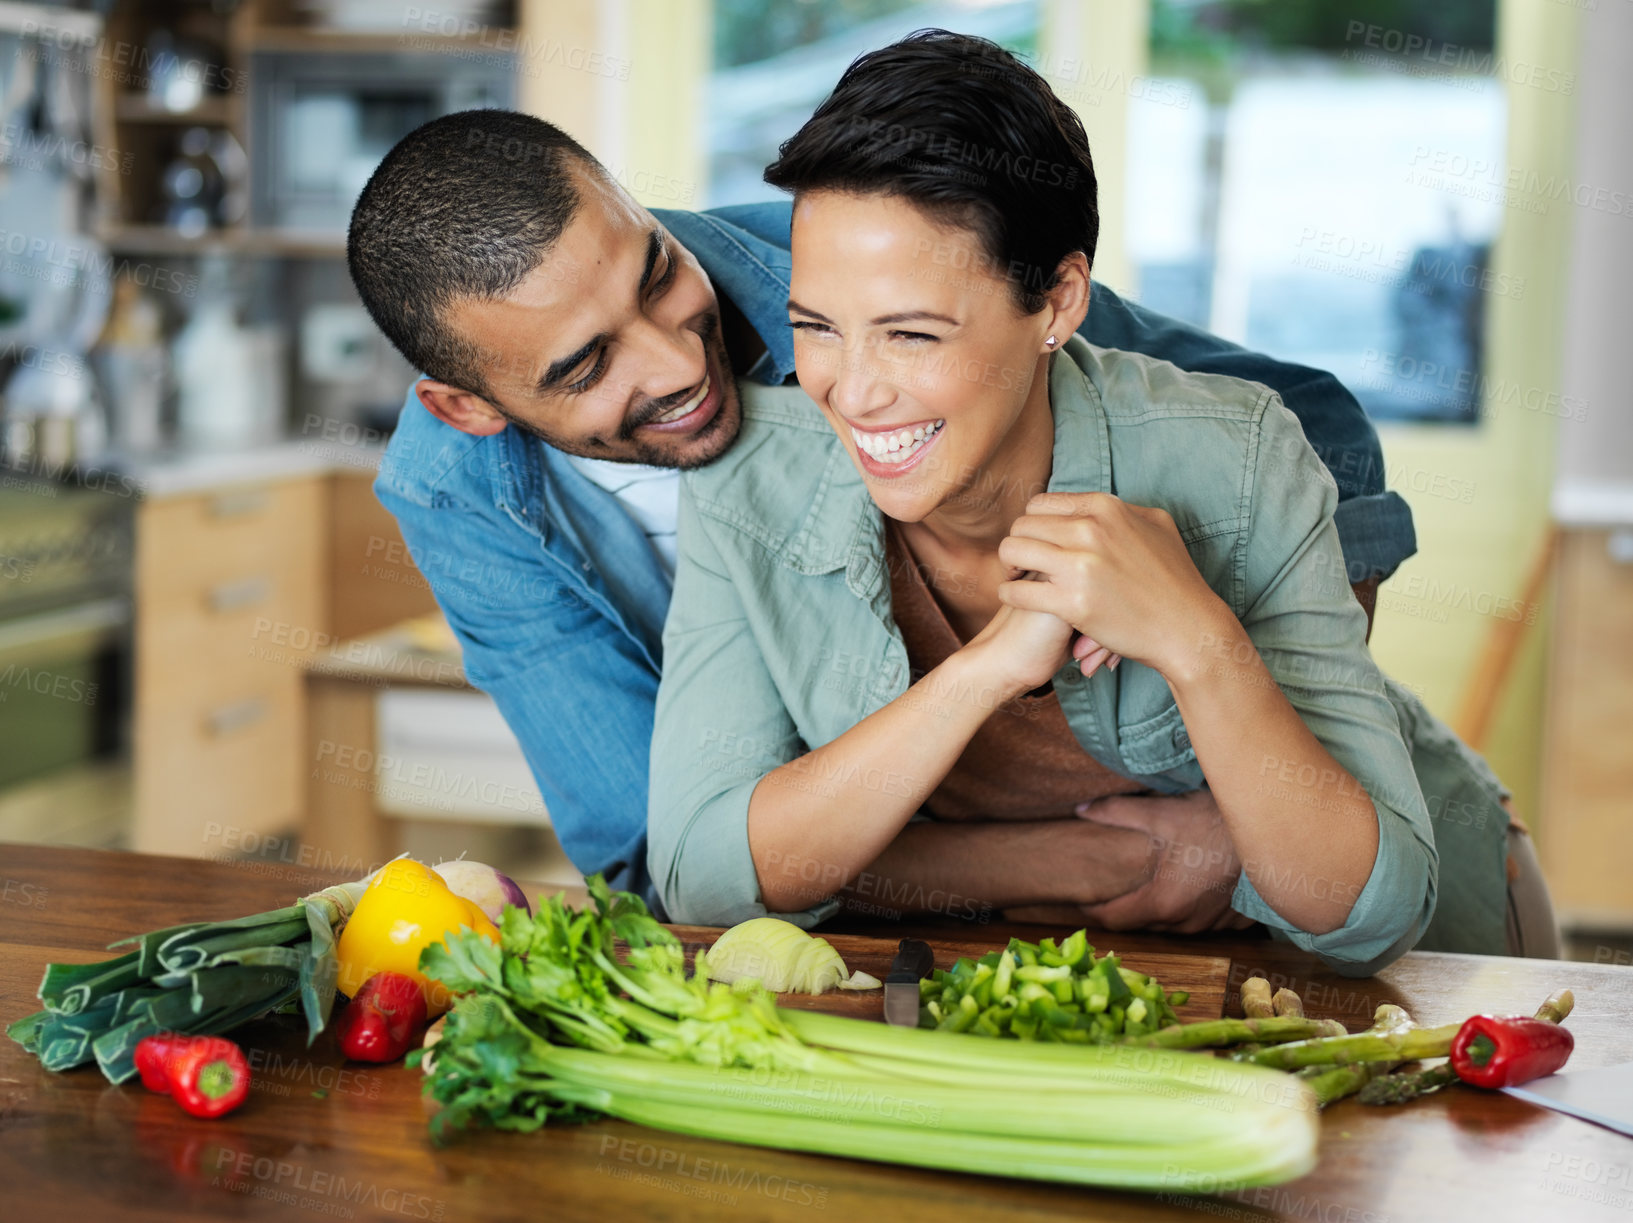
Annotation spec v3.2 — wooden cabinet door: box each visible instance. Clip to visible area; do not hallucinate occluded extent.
[132,478,324,855]
[1540,527,1633,926]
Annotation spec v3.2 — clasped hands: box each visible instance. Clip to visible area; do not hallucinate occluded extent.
[982,493,1250,932]
[974,491,1232,690]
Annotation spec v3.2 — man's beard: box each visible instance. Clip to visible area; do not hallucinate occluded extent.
[495,310,740,470]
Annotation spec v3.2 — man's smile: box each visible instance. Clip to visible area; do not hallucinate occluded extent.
[639,369,715,433]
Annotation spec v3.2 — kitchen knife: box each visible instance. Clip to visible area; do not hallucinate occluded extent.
[883,937,936,1027]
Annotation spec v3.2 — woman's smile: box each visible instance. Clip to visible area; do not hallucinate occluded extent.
[847,418,945,475]
[788,190,1064,529]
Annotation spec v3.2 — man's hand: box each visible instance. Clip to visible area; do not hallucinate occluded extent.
[1074,790,1254,934]
[841,818,1160,927]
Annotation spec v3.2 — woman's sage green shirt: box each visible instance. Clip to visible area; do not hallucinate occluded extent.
[648,337,1504,974]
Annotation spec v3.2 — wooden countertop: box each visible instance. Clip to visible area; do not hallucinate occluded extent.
[108,439,385,501]
[4,844,1631,1222]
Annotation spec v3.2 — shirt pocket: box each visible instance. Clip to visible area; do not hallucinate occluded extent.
[1116,700,1196,776]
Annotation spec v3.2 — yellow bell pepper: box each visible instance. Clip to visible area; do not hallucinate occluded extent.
[334,858,499,1015]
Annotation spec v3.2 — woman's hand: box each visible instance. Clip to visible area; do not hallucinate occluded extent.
[958,582,1075,699]
[996,492,1232,678]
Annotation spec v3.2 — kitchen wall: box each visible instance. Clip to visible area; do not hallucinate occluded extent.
[1366,0,1584,826]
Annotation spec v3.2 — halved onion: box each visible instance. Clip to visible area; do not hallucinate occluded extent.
[702,918,881,994]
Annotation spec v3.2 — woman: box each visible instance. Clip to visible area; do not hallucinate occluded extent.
[647,30,1552,970]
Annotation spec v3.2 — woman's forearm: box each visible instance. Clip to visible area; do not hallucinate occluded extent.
[747,648,1022,912]
[1162,612,1380,935]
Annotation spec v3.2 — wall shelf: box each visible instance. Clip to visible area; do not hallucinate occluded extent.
[99,223,345,259]
[113,96,235,125]
[245,27,519,55]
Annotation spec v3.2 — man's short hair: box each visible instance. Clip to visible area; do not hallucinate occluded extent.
[347,109,600,398]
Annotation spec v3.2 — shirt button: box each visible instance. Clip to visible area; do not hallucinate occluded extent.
[581,561,592,571]
[1172,724,1191,752]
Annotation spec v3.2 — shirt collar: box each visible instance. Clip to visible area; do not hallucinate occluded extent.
[1043,336,1113,498]
[653,207,796,385]
[492,421,549,540]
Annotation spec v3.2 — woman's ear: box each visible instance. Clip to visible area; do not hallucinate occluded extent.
[415,379,508,437]
[1042,251,1092,347]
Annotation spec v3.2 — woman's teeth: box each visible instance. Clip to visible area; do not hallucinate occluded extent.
[850,420,943,465]
[650,373,711,424]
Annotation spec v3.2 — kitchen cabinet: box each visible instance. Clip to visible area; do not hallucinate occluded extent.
[1539,520,1633,930]
[132,475,323,855]
[131,463,435,855]
[326,465,437,643]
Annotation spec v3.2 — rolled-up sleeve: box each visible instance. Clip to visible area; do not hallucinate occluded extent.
[1081,283,1418,583]
[1333,490,1417,584]
[647,487,842,929]
[1228,394,1438,974]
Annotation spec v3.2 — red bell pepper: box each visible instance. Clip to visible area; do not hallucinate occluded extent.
[134,1032,188,1093]
[334,971,428,1062]
[164,1036,252,1118]
[1450,1014,1574,1088]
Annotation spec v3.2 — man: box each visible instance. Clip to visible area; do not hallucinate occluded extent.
[347,109,1414,924]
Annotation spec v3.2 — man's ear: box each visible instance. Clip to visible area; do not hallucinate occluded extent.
[414,379,508,437]
[1043,251,1092,344]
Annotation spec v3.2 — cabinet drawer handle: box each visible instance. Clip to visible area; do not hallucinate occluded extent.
[208,575,272,613]
[206,697,268,737]
[209,488,270,519]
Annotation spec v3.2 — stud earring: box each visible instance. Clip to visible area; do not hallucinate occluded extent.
[1045,335,1059,349]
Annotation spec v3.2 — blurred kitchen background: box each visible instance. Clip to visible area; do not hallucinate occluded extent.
[0,0,1628,958]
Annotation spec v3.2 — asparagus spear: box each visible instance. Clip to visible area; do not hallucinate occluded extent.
[1272,988,1303,1019]
[1371,1004,1411,1033]
[1123,1016,1334,1049]
[1244,1016,1460,1069]
[1301,1004,1412,1107]
[1124,977,1349,1052]
[1232,978,1274,1055]
[1306,1059,1401,1106]
[1358,990,1576,1106]
[1269,987,1343,1034]
[1241,977,1275,1019]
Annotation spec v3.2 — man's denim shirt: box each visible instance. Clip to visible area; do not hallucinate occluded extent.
[373,200,1417,905]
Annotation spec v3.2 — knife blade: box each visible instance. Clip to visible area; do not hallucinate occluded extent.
[883,937,936,1027]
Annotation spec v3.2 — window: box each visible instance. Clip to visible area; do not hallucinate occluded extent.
[1127,1,1504,423]
[707,0,1042,207]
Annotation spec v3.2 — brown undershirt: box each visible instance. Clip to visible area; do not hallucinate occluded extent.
[884,520,1147,820]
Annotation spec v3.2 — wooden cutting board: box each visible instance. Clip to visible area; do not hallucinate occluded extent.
[663,924,1229,1024]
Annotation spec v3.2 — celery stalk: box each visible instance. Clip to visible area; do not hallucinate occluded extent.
[607,1095,1317,1191]
[418,878,1322,1191]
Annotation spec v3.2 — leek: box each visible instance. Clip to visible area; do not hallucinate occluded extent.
[417,878,1319,1191]
[7,878,369,1082]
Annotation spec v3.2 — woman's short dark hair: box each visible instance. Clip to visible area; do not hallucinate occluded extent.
[764,29,1097,313]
